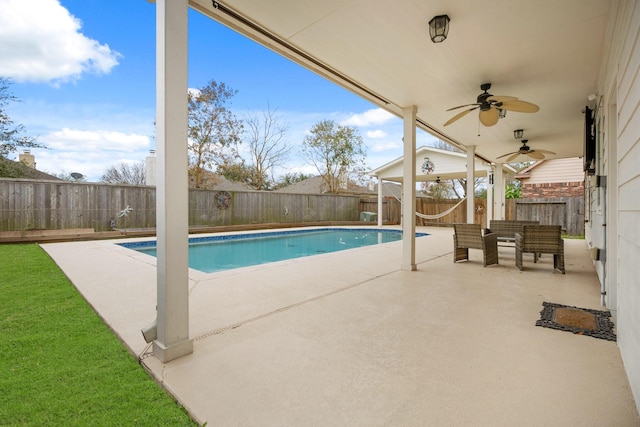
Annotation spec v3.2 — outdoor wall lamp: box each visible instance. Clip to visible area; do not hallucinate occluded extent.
[429,15,450,43]
[514,129,524,139]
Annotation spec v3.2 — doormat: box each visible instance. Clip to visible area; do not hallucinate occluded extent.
[535,302,616,341]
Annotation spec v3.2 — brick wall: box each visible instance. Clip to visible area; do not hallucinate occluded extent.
[522,181,584,198]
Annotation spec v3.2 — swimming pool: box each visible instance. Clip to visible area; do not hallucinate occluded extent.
[120,228,428,273]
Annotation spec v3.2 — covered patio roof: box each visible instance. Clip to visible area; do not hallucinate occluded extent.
[189,0,606,163]
[370,146,517,183]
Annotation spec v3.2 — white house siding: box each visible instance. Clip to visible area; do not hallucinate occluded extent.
[592,0,640,410]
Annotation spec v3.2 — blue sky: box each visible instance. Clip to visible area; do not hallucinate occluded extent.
[1,0,437,182]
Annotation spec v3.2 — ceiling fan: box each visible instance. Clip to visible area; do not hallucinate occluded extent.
[444,83,540,127]
[496,140,556,162]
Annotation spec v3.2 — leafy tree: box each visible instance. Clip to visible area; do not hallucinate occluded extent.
[274,171,313,189]
[421,179,452,200]
[216,160,253,184]
[475,187,487,199]
[506,181,522,199]
[188,80,243,189]
[0,77,45,158]
[302,120,366,193]
[242,106,290,190]
[100,161,145,185]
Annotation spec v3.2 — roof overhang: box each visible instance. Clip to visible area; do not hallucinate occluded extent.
[188,0,608,164]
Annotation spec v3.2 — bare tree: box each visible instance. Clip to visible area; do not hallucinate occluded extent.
[302,120,366,193]
[421,180,453,200]
[188,80,243,188]
[51,171,87,182]
[1,77,45,158]
[100,161,146,185]
[242,106,290,190]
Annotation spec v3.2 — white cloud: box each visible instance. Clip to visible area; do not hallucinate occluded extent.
[21,128,152,180]
[32,147,145,181]
[341,108,395,127]
[0,0,121,83]
[44,128,150,152]
[366,129,387,139]
[371,141,402,152]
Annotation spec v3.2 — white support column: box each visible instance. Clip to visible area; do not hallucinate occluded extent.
[494,164,505,219]
[466,145,476,223]
[377,177,383,227]
[486,168,494,228]
[401,107,417,271]
[153,0,192,362]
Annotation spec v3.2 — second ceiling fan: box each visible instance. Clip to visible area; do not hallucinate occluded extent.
[496,140,556,162]
[444,83,540,127]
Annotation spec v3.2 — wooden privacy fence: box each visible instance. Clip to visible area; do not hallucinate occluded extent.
[416,198,486,226]
[505,197,584,236]
[359,197,400,223]
[0,179,360,232]
[0,179,584,235]
[363,196,584,235]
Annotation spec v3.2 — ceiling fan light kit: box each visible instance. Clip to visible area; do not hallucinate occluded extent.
[444,83,540,127]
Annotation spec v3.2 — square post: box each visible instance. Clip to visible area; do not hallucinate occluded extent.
[153,0,192,362]
[466,145,475,223]
[401,106,417,271]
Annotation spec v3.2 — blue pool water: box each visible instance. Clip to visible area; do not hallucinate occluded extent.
[120,228,428,273]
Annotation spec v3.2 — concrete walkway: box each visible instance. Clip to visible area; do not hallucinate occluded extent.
[42,226,640,426]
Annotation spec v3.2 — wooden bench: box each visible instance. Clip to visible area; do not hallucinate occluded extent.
[485,220,539,244]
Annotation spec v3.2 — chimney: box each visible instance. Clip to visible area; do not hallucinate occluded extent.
[19,150,36,168]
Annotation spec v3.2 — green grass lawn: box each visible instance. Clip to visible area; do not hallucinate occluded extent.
[0,244,197,426]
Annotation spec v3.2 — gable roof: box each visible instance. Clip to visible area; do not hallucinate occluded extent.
[369,146,516,182]
[274,175,374,195]
[0,156,63,181]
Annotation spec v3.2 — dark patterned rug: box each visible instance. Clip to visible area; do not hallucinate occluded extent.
[535,302,616,341]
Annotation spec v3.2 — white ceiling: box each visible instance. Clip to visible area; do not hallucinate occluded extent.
[190,0,609,163]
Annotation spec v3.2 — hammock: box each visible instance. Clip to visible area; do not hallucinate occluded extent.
[391,193,467,220]
[415,197,467,220]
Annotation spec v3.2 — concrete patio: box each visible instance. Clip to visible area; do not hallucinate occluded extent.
[41,226,639,426]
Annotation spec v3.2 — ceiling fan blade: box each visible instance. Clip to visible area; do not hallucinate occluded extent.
[487,95,517,103]
[496,151,517,159]
[446,103,480,112]
[536,149,556,155]
[479,107,499,126]
[528,151,545,159]
[506,152,521,162]
[499,100,540,113]
[444,107,478,126]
